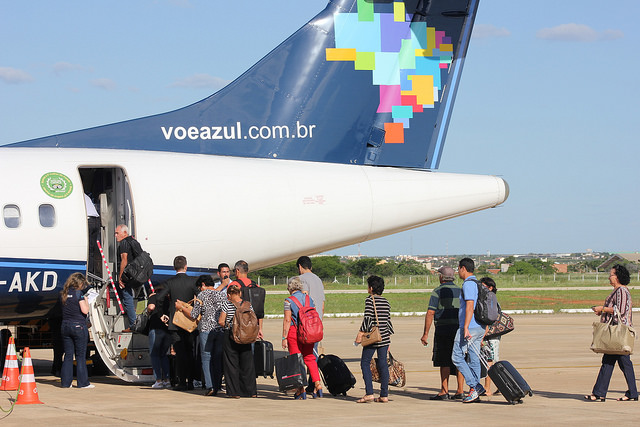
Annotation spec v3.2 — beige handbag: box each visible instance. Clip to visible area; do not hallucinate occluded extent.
[591,306,636,355]
[360,295,382,347]
[172,298,201,333]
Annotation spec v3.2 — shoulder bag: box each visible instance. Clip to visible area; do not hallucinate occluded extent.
[370,351,406,387]
[360,295,382,347]
[591,306,636,355]
[485,311,515,340]
[172,298,201,333]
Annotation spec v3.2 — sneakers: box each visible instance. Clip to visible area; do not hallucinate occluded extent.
[462,388,479,403]
[152,381,164,389]
[78,384,95,389]
[162,380,171,388]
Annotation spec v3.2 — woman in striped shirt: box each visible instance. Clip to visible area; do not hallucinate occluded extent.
[355,275,394,403]
[586,264,638,402]
[218,284,257,398]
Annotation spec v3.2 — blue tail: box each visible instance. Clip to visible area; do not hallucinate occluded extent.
[8,0,479,170]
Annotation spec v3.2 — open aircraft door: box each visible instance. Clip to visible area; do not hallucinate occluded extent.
[80,167,153,383]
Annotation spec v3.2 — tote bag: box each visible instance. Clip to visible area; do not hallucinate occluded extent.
[591,306,636,355]
[172,298,201,333]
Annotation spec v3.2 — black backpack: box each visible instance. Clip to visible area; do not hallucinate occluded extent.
[463,279,499,326]
[121,237,154,289]
[239,279,266,320]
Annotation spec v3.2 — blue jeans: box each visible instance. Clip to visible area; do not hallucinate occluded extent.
[361,345,389,397]
[119,285,136,328]
[61,321,89,388]
[451,327,484,389]
[148,328,171,381]
[200,329,224,390]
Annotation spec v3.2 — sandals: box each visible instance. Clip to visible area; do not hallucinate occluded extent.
[374,397,389,403]
[618,396,638,401]
[584,394,605,402]
[356,395,375,403]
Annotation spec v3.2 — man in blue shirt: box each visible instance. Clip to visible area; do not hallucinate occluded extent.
[451,258,486,403]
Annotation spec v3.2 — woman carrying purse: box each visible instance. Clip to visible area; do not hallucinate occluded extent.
[355,275,393,403]
[585,264,638,402]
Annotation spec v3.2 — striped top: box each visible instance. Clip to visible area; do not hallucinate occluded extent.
[603,285,633,326]
[428,282,461,330]
[360,295,393,348]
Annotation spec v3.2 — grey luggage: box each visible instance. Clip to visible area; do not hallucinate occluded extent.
[254,339,274,378]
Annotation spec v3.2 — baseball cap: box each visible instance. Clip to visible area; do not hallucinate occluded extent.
[438,266,455,281]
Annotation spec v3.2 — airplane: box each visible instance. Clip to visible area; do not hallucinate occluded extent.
[0,0,507,382]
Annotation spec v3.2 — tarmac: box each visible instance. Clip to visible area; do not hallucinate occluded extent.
[2,313,640,426]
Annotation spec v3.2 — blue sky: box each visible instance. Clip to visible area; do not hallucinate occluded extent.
[1,0,639,256]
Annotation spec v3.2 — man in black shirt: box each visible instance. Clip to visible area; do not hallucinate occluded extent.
[115,224,140,330]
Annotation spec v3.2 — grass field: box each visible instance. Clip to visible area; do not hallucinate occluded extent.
[253,272,632,290]
[262,288,640,315]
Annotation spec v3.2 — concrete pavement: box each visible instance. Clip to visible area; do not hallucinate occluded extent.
[2,313,639,426]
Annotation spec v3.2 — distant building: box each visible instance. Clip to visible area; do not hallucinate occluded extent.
[598,253,640,271]
[553,263,568,273]
[487,269,501,275]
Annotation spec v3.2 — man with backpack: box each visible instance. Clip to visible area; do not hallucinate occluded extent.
[451,257,487,403]
[229,260,265,339]
[115,224,142,330]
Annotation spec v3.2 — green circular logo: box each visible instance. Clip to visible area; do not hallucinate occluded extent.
[40,172,73,199]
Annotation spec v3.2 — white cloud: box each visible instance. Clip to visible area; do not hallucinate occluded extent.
[91,78,117,91]
[536,23,624,42]
[0,66,34,84]
[52,62,91,75]
[472,24,511,40]
[171,73,230,90]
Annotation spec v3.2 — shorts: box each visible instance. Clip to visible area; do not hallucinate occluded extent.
[433,329,457,370]
[481,338,500,362]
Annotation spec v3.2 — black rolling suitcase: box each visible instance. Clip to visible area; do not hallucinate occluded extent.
[254,339,274,378]
[275,353,308,392]
[488,360,533,404]
[317,354,356,396]
[471,340,532,404]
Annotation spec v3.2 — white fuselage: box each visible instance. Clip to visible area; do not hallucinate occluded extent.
[0,147,508,272]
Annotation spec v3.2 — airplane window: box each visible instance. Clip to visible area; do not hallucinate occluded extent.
[3,204,21,228]
[39,204,56,228]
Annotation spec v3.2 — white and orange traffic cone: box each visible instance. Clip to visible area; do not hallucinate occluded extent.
[15,347,43,404]
[0,336,20,391]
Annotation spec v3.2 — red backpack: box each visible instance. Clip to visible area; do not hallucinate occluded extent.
[290,295,323,344]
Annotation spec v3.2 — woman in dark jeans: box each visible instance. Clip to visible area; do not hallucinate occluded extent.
[586,264,638,401]
[355,275,394,403]
[60,272,93,388]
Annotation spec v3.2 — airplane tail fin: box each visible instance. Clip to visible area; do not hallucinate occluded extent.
[10,0,479,170]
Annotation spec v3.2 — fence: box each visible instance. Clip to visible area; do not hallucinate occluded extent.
[252,272,639,288]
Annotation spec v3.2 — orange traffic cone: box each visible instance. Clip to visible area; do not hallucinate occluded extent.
[15,347,43,404]
[0,336,20,391]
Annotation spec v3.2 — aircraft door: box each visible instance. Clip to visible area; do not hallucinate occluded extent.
[79,167,135,281]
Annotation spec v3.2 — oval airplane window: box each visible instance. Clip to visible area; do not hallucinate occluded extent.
[39,204,56,228]
[3,204,21,228]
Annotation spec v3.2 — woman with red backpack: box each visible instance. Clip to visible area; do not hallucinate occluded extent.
[282,276,324,400]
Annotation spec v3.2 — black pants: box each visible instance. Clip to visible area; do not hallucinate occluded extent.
[222,330,257,397]
[171,329,196,386]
